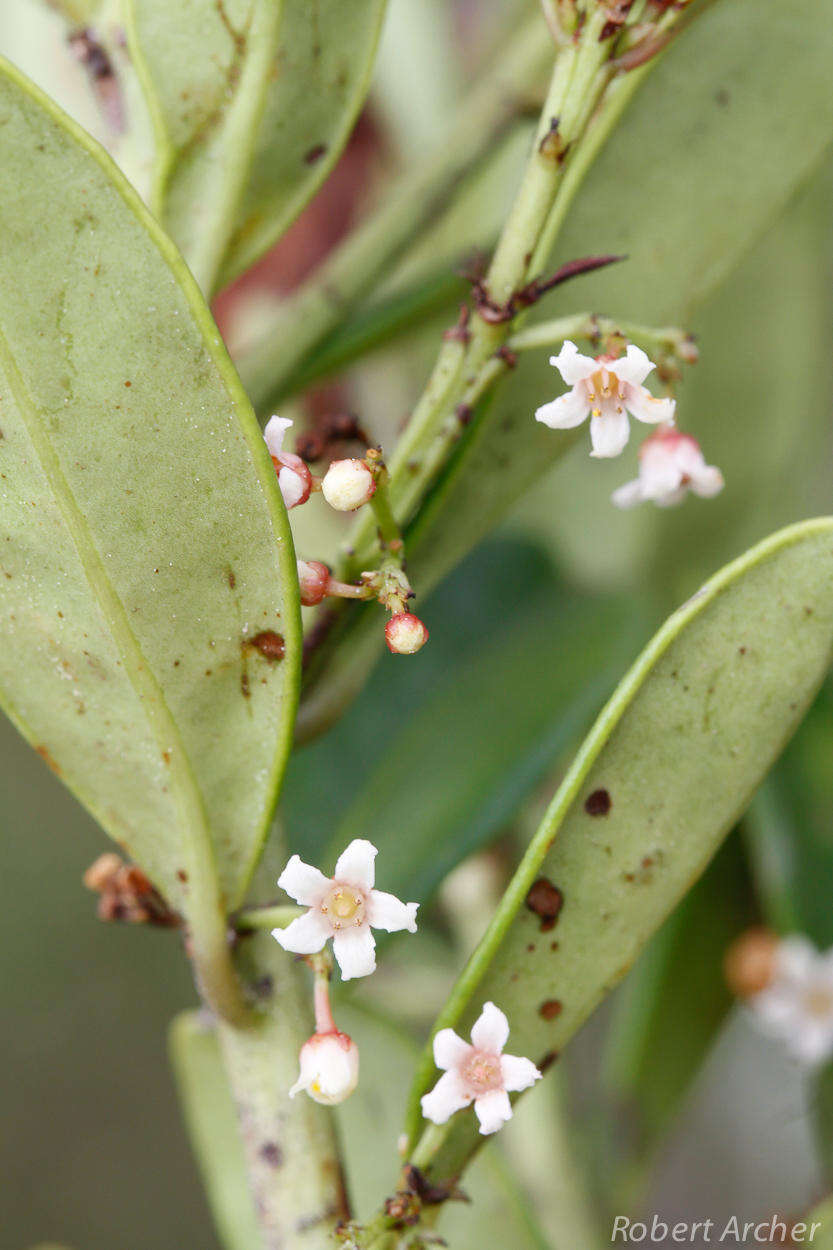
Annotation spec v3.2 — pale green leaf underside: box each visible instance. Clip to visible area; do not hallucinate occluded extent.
[125,0,387,294]
[411,519,833,1179]
[0,57,300,909]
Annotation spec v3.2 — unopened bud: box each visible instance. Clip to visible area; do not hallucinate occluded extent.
[297,560,330,606]
[385,612,429,655]
[289,1031,359,1105]
[83,852,124,892]
[321,459,375,512]
[724,927,779,998]
[263,414,312,509]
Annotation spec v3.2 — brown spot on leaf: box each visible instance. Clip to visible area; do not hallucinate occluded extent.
[176,869,188,883]
[259,1141,283,1168]
[584,788,611,816]
[36,744,62,776]
[525,878,564,932]
[538,1051,559,1073]
[249,630,285,661]
[539,999,563,1020]
[304,143,328,165]
[227,569,236,589]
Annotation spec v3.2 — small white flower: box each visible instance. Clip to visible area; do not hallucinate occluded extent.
[420,1002,541,1135]
[264,415,312,509]
[535,340,675,458]
[321,459,375,511]
[749,936,833,1065]
[612,426,724,508]
[272,839,418,980]
[290,1031,359,1105]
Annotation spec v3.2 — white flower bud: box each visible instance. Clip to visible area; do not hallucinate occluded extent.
[385,612,429,655]
[297,560,330,607]
[321,459,375,511]
[289,1031,359,1105]
[263,415,312,509]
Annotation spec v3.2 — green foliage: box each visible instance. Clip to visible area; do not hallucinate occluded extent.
[125,0,387,294]
[409,519,833,1181]
[0,58,300,913]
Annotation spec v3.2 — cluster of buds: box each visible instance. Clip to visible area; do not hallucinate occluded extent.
[83,852,178,926]
[266,419,429,656]
[725,928,833,1065]
[535,339,723,508]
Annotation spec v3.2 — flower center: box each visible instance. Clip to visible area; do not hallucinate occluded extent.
[461,1050,503,1094]
[804,987,833,1019]
[321,884,366,931]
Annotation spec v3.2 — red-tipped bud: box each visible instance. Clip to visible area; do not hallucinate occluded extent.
[385,612,429,655]
[289,1031,359,1105]
[321,459,375,512]
[297,560,330,607]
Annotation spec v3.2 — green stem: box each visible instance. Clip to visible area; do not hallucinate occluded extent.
[236,16,554,414]
[234,903,304,931]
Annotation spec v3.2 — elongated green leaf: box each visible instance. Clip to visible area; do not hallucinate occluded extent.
[218,0,388,287]
[407,519,833,1183]
[328,590,641,903]
[169,1012,261,1250]
[125,0,386,295]
[604,832,755,1143]
[0,58,300,912]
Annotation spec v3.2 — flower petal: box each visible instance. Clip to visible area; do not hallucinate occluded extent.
[623,384,675,426]
[273,909,330,955]
[535,387,589,430]
[639,441,685,499]
[777,936,819,982]
[473,1089,513,1135]
[334,838,377,890]
[332,926,377,980]
[278,465,307,510]
[368,890,418,934]
[470,1001,510,1054]
[500,1053,542,1093]
[263,414,292,456]
[611,478,645,509]
[689,464,724,498]
[789,1018,833,1066]
[421,1070,471,1125]
[433,1028,471,1071]
[611,344,654,386]
[589,409,630,458]
[549,340,596,385]
[278,854,330,906]
[654,486,689,508]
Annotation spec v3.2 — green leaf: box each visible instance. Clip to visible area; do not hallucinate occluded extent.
[604,832,755,1144]
[0,57,300,916]
[328,588,642,904]
[217,0,388,288]
[125,0,387,294]
[745,678,833,947]
[169,1012,261,1250]
[406,518,833,1181]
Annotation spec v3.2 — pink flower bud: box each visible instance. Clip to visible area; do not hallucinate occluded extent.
[321,459,375,512]
[289,1031,359,1105]
[385,612,429,655]
[263,414,312,509]
[297,560,330,607]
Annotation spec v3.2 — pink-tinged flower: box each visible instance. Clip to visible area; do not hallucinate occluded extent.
[385,612,429,655]
[290,1031,359,1105]
[264,416,312,509]
[535,340,675,458]
[749,937,833,1066]
[612,426,724,508]
[420,1002,541,1135]
[272,839,418,980]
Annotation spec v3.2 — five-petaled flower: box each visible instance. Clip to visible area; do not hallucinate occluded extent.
[535,340,675,458]
[612,425,724,509]
[264,415,312,509]
[272,839,418,980]
[748,936,833,1066]
[420,1002,541,1135]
